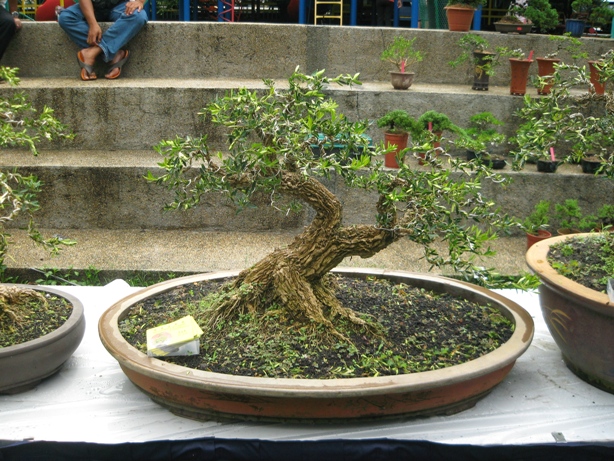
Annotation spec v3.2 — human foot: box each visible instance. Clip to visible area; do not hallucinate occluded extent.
[105,50,130,79]
[77,50,97,81]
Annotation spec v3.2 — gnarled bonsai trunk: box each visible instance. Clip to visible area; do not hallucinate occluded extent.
[208,171,400,329]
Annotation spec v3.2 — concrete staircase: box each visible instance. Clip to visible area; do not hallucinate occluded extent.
[1,22,612,277]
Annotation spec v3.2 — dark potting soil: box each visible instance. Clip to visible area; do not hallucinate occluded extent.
[120,276,514,379]
[547,234,614,293]
[0,293,73,348]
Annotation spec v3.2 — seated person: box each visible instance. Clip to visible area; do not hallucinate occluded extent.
[58,0,147,80]
[0,0,21,62]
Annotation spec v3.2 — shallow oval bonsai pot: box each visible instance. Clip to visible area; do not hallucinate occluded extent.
[526,234,614,393]
[494,21,532,34]
[389,71,415,90]
[99,268,534,422]
[0,285,85,394]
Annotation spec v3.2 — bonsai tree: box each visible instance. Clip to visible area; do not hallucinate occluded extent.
[376,109,418,134]
[571,0,614,29]
[449,34,500,81]
[151,68,513,335]
[543,33,587,61]
[522,200,551,235]
[0,68,74,326]
[457,112,506,156]
[446,0,486,9]
[501,0,559,32]
[380,36,423,73]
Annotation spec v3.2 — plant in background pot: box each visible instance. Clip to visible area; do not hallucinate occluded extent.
[567,0,614,36]
[495,0,559,34]
[553,199,598,234]
[535,34,587,95]
[376,109,419,168]
[444,0,487,32]
[588,49,614,95]
[522,200,552,249]
[100,69,533,422]
[380,35,424,90]
[526,231,614,393]
[0,68,81,394]
[498,47,534,96]
[414,110,461,164]
[456,112,506,168]
[449,34,500,91]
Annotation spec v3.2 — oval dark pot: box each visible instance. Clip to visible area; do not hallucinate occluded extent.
[0,285,85,394]
[389,71,415,90]
[494,21,532,34]
[488,157,506,170]
[536,159,559,173]
[99,269,534,422]
[526,234,614,393]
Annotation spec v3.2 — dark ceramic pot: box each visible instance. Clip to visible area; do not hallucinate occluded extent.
[0,285,85,394]
[581,157,604,174]
[99,268,534,422]
[494,22,532,34]
[537,159,559,173]
[526,234,614,393]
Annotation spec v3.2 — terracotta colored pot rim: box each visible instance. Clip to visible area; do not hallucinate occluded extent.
[526,233,611,309]
[99,268,534,398]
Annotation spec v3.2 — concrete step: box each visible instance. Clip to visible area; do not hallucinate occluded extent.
[4,228,529,277]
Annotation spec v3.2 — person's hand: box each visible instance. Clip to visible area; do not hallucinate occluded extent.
[397,0,402,8]
[87,23,102,46]
[125,0,144,15]
[13,17,22,30]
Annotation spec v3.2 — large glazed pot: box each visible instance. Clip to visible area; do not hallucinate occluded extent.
[526,234,614,393]
[99,268,533,422]
[0,285,85,394]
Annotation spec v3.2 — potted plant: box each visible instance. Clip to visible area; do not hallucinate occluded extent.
[526,231,614,393]
[522,200,552,249]
[0,68,82,394]
[448,34,500,91]
[414,110,461,164]
[444,0,487,32]
[588,50,614,95]
[380,35,424,90]
[101,69,534,421]
[535,34,587,95]
[376,109,418,168]
[495,0,559,34]
[456,112,506,168]
[499,47,534,96]
[567,0,614,36]
[553,199,597,234]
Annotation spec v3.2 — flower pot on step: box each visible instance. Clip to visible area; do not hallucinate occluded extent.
[509,58,533,96]
[536,159,559,173]
[444,5,475,32]
[565,19,586,37]
[389,71,415,90]
[588,61,605,95]
[526,229,552,249]
[472,51,495,91]
[384,131,408,168]
[494,21,532,34]
[536,57,561,95]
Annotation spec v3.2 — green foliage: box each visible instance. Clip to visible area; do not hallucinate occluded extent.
[508,0,559,32]
[417,110,459,134]
[554,199,597,231]
[376,110,418,134]
[446,0,487,8]
[545,33,587,60]
[151,68,515,278]
[0,71,75,270]
[456,112,506,155]
[571,0,614,25]
[522,200,551,234]
[380,36,424,73]
[449,34,500,78]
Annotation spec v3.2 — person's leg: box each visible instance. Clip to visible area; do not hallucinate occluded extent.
[98,2,147,63]
[0,8,17,61]
[57,4,91,49]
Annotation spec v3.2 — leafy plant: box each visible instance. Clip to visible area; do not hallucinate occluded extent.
[456,112,506,155]
[554,199,597,231]
[504,0,559,32]
[376,110,418,134]
[380,36,424,73]
[522,200,551,235]
[543,33,587,60]
[449,34,500,79]
[446,0,487,8]
[149,68,514,339]
[571,0,614,26]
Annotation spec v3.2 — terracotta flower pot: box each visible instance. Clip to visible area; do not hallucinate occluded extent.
[444,5,475,32]
[0,285,85,394]
[526,234,614,393]
[588,61,605,95]
[99,269,534,422]
[509,58,533,96]
[383,131,408,168]
[389,71,415,90]
[536,57,561,95]
[526,229,552,250]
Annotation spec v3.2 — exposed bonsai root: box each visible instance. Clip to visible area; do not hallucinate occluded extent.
[0,286,47,329]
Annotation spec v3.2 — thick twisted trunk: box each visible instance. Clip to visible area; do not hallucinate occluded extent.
[207,172,400,329]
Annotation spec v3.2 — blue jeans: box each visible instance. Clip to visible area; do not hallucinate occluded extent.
[58,3,147,63]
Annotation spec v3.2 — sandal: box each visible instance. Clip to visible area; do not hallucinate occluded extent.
[77,51,97,81]
[105,50,130,80]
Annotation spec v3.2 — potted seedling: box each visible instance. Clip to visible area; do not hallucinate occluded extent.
[457,112,506,168]
[567,0,614,36]
[522,200,552,249]
[377,109,419,168]
[414,110,461,164]
[449,34,500,91]
[444,0,487,31]
[380,36,424,90]
[535,34,587,95]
